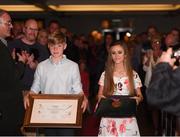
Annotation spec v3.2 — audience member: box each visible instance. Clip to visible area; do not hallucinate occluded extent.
[8,19,48,90]
[48,20,60,34]
[37,28,50,57]
[146,48,180,124]
[143,36,163,135]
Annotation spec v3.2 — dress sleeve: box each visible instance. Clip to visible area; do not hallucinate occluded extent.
[146,63,180,116]
[98,71,105,86]
[133,71,142,89]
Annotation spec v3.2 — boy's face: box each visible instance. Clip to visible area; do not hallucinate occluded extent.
[48,42,67,59]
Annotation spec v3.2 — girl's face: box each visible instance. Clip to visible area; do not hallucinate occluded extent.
[48,43,66,59]
[111,45,125,64]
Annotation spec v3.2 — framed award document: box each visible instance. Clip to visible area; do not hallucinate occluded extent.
[23,94,83,129]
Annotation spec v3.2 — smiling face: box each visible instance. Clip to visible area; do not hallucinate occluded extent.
[48,30,67,62]
[48,42,67,60]
[110,44,126,65]
[23,19,39,43]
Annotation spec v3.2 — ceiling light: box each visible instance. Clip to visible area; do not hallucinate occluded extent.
[49,4,180,12]
[0,4,179,12]
[0,5,44,11]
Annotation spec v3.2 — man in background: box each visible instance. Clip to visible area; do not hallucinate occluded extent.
[146,47,180,116]
[8,19,48,91]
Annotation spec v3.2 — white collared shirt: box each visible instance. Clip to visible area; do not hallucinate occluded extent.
[31,55,82,94]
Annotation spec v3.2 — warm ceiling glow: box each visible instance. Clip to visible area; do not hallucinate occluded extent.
[0,4,179,12]
[49,4,180,12]
[0,5,44,11]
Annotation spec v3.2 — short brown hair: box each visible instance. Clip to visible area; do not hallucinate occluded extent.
[48,30,66,45]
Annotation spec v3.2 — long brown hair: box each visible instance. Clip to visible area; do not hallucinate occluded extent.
[103,41,135,96]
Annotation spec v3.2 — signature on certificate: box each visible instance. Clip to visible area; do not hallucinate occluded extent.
[37,103,73,118]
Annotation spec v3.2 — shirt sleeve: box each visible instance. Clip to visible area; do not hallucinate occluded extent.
[71,63,83,94]
[143,55,149,71]
[98,71,105,86]
[30,64,41,94]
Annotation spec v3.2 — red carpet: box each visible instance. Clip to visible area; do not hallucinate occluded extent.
[78,114,101,136]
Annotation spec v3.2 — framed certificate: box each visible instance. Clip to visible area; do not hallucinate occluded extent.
[23,94,83,129]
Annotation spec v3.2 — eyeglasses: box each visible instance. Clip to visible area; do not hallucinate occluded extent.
[25,27,39,32]
[0,20,12,27]
[153,41,161,44]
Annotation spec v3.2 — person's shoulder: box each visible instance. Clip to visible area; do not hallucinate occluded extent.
[8,39,21,46]
[0,41,6,50]
[8,39,22,50]
[38,58,50,66]
[65,58,78,66]
[100,71,105,77]
[132,70,139,76]
[102,71,105,75]
[155,62,171,70]
[34,42,43,47]
[8,38,21,43]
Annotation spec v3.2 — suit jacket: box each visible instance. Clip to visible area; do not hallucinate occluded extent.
[146,62,180,116]
[0,40,25,134]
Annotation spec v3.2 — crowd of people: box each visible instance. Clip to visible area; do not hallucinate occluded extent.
[0,9,179,136]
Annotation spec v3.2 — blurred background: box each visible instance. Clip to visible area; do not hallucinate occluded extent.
[1,0,179,35]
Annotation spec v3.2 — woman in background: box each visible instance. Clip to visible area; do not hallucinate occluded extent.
[143,36,162,135]
[37,28,50,59]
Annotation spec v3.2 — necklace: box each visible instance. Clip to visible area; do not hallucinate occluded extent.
[114,70,126,77]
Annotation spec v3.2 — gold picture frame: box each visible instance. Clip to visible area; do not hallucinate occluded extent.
[23,94,83,129]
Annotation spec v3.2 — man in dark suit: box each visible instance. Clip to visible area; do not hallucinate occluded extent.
[0,10,25,135]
